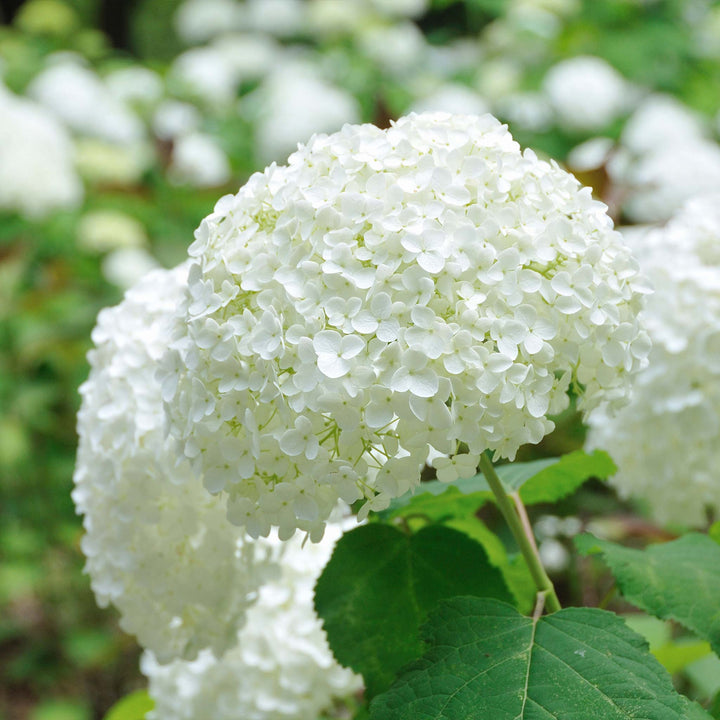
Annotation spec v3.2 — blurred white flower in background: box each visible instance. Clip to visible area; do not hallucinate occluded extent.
[74,138,151,185]
[77,210,148,252]
[175,0,243,44]
[153,100,202,141]
[169,132,232,187]
[618,95,707,156]
[29,54,144,144]
[607,95,720,222]
[101,247,160,290]
[495,91,553,133]
[369,0,430,18]
[142,522,362,720]
[105,66,164,107]
[409,84,490,117]
[170,46,241,107]
[212,33,280,81]
[617,141,720,223]
[357,21,428,77]
[237,0,307,37]
[245,61,361,164]
[0,80,83,218]
[587,194,720,527]
[543,55,634,132]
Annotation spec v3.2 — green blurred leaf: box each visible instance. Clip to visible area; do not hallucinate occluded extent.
[654,640,713,675]
[314,523,511,699]
[63,629,118,669]
[31,700,90,720]
[370,597,685,719]
[103,690,154,720]
[576,533,720,656]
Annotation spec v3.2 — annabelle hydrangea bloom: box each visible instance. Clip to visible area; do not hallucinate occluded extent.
[0,80,82,218]
[73,264,270,663]
[161,112,650,539]
[587,195,720,527]
[142,522,362,720]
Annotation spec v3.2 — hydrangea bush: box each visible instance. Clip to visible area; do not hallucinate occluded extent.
[73,113,720,720]
[160,112,650,540]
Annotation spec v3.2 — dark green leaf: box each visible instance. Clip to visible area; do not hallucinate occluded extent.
[370,597,685,720]
[576,533,720,656]
[314,524,511,699]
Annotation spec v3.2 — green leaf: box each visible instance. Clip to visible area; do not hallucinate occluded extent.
[654,640,713,675]
[103,691,153,720]
[314,524,512,699]
[709,521,720,546]
[518,449,616,505]
[682,697,715,720]
[386,450,614,520]
[576,533,720,657]
[370,597,686,720]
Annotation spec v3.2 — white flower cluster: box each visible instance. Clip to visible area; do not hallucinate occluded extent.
[587,195,720,527]
[608,95,720,223]
[29,55,144,145]
[161,112,650,539]
[542,56,634,132]
[142,523,362,720]
[73,264,269,663]
[0,80,82,218]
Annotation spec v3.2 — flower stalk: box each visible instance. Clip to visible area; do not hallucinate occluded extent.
[479,453,562,614]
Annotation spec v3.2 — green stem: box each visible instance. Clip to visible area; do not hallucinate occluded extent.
[479,454,562,614]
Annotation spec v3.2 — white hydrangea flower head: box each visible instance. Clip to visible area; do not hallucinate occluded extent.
[587,195,720,527]
[0,81,82,218]
[73,264,270,662]
[142,521,363,720]
[543,56,634,132]
[161,112,650,539]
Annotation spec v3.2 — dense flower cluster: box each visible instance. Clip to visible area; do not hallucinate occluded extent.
[587,195,720,527]
[73,265,269,662]
[0,80,82,218]
[160,111,650,539]
[142,522,362,720]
